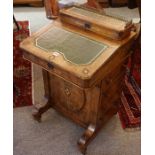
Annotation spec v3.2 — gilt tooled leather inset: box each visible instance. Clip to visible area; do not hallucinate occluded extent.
[36,27,107,65]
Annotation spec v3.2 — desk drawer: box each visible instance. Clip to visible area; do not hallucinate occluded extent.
[23,50,88,88]
[101,64,126,91]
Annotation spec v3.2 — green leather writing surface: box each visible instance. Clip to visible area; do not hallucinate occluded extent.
[36,27,107,65]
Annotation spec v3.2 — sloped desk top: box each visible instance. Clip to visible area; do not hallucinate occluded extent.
[36,27,107,65]
[20,21,135,87]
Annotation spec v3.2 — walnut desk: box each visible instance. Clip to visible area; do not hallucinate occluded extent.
[20,20,136,154]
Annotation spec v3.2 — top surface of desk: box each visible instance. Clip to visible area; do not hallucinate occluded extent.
[20,20,135,87]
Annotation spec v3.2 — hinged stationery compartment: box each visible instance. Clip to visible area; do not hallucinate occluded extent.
[60,6,133,40]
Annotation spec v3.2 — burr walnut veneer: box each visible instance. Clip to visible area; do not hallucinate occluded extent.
[20,19,136,154]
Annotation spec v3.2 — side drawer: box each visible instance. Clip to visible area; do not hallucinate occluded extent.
[101,64,126,91]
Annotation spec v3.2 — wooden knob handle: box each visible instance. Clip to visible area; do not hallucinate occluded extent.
[47,62,54,69]
[84,23,91,29]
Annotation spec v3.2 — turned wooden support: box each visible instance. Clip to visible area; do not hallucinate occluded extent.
[44,0,59,19]
[32,69,52,122]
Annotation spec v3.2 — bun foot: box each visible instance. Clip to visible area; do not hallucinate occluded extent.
[32,111,42,122]
[32,100,52,122]
[78,143,87,155]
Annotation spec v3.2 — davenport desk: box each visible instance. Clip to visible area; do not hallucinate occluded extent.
[20,7,136,154]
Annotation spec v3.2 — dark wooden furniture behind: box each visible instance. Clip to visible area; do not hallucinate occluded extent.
[85,0,108,9]
[13,0,43,7]
[43,0,141,20]
[44,0,59,19]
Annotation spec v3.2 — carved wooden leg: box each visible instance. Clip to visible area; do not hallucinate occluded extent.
[32,99,52,122]
[42,69,50,98]
[77,103,119,154]
[78,124,98,155]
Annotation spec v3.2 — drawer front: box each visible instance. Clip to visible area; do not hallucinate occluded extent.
[23,50,88,88]
[99,64,126,116]
[101,64,126,91]
[49,74,86,113]
[48,73,100,127]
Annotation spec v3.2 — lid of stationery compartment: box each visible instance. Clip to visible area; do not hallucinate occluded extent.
[60,6,132,31]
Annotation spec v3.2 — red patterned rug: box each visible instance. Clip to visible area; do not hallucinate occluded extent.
[118,44,141,130]
[13,21,32,107]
